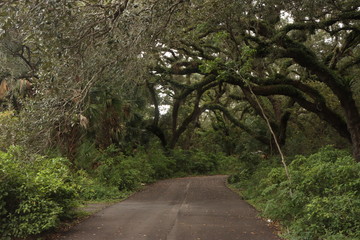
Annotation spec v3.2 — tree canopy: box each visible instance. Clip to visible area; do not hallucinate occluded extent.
[1,1,360,239]
[0,0,359,160]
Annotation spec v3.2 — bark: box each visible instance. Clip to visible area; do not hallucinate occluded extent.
[153,61,201,75]
[229,91,291,147]
[169,97,204,149]
[278,36,360,161]
[247,9,360,161]
[278,109,291,146]
[146,125,167,148]
[169,81,219,149]
[146,81,160,126]
[172,99,181,137]
[270,98,294,146]
[251,84,351,140]
[145,80,168,148]
[206,104,269,146]
[342,100,360,162]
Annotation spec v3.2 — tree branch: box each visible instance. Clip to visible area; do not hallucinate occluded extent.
[206,104,269,145]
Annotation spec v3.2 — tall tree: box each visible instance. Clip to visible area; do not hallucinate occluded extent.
[147,0,360,161]
[0,0,160,154]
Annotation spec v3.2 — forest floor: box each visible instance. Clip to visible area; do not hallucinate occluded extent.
[53,175,282,240]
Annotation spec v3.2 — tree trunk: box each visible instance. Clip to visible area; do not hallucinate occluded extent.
[349,124,360,162]
[342,98,360,162]
[279,37,360,161]
[146,125,168,149]
[169,103,204,149]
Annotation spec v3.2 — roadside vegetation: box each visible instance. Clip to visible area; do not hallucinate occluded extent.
[0,0,359,239]
[229,146,360,240]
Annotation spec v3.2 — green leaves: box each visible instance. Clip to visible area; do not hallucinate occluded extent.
[95,146,155,191]
[199,58,223,74]
[237,146,360,239]
[0,147,79,238]
[9,196,62,236]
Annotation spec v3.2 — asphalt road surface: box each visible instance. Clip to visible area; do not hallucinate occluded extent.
[58,175,281,240]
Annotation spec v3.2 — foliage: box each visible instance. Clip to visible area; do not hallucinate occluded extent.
[189,150,219,174]
[226,151,264,183]
[73,140,228,201]
[0,0,157,156]
[0,146,79,239]
[148,0,360,160]
[284,110,350,156]
[146,146,175,180]
[170,149,217,175]
[75,170,129,201]
[0,111,20,149]
[75,140,103,170]
[233,146,360,240]
[95,146,154,191]
[0,0,359,238]
[85,145,225,191]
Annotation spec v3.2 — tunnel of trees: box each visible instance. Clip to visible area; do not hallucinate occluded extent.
[0,1,359,239]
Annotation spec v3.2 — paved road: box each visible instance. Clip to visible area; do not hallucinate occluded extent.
[58,176,281,240]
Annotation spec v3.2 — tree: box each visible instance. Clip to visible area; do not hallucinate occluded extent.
[146,72,220,149]
[1,0,359,161]
[0,0,159,155]
[147,0,360,161]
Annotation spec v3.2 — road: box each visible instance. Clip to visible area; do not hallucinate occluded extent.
[58,175,281,240]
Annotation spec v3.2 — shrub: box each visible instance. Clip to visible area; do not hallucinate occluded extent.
[171,148,192,174]
[0,146,79,239]
[189,150,218,174]
[0,111,21,150]
[234,146,360,240]
[96,146,154,191]
[75,140,103,170]
[226,151,265,184]
[285,147,360,239]
[75,170,127,201]
[147,147,175,179]
[171,149,221,175]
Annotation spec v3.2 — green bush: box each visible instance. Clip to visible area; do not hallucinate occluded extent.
[75,140,103,170]
[171,149,220,175]
[96,146,154,191]
[0,146,79,239]
[147,147,175,179]
[0,111,22,150]
[171,148,192,175]
[226,151,265,184]
[189,150,218,174]
[286,147,360,239]
[235,146,360,240]
[75,170,127,201]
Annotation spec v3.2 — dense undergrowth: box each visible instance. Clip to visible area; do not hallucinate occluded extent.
[2,143,359,240]
[0,146,78,239]
[229,146,360,240]
[0,144,233,239]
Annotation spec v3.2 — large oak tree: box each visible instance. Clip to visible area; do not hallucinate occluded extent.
[148,0,360,161]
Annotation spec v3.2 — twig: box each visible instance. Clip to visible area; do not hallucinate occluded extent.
[246,81,293,195]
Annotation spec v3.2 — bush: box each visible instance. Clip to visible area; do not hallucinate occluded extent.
[0,111,22,150]
[285,147,360,239]
[171,149,220,175]
[0,146,79,239]
[75,140,103,170]
[189,150,218,174]
[226,151,264,184]
[147,147,175,179]
[234,146,360,240]
[96,146,154,191]
[171,148,192,175]
[75,170,128,201]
